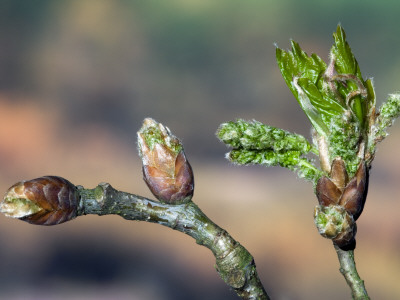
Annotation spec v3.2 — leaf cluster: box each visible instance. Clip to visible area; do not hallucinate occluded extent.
[218,25,400,181]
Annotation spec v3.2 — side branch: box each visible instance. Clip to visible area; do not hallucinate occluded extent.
[79,183,270,300]
[334,245,369,300]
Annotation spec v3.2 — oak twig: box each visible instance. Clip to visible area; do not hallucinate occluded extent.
[334,245,369,300]
[78,183,270,300]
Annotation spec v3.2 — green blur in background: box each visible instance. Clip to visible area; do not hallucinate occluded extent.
[0,1,399,299]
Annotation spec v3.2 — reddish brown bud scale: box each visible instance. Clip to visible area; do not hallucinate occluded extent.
[339,162,368,221]
[316,160,368,220]
[316,176,342,206]
[143,151,194,204]
[333,221,357,250]
[2,176,79,225]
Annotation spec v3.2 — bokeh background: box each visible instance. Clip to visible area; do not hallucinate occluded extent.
[0,0,399,299]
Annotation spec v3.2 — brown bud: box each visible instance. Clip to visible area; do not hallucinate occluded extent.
[314,160,367,249]
[339,162,368,221]
[138,118,194,204]
[1,176,80,225]
[316,159,368,221]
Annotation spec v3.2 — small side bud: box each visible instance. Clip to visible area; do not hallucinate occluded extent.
[137,118,194,204]
[1,176,80,225]
[314,205,356,250]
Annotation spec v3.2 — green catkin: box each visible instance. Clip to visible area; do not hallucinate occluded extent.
[376,94,400,138]
[218,119,322,182]
[228,149,321,182]
[217,120,311,154]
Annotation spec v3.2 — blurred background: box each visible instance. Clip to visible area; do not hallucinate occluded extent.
[0,0,399,299]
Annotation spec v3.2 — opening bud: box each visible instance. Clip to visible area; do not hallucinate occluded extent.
[316,159,368,220]
[1,176,80,225]
[137,118,194,204]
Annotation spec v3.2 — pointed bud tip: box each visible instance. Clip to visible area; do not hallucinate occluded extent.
[137,118,182,155]
[143,117,156,127]
[1,184,42,219]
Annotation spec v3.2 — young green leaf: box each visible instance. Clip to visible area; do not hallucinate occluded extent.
[331,25,362,78]
[330,25,368,126]
[276,40,346,137]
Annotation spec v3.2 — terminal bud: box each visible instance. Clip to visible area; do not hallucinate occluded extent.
[137,118,194,204]
[316,159,368,220]
[314,159,368,249]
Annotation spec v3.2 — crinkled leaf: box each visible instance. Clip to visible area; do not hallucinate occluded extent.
[331,25,369,127]
[276,41,326,102]
[331,25,362,79]
[297,78,345,118]
[276,41,346,136]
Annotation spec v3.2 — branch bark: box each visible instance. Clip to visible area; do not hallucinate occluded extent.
[334,244,369,300]
[78,183,270,300]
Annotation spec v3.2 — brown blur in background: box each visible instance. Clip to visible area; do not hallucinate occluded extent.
[0,1,400,299]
